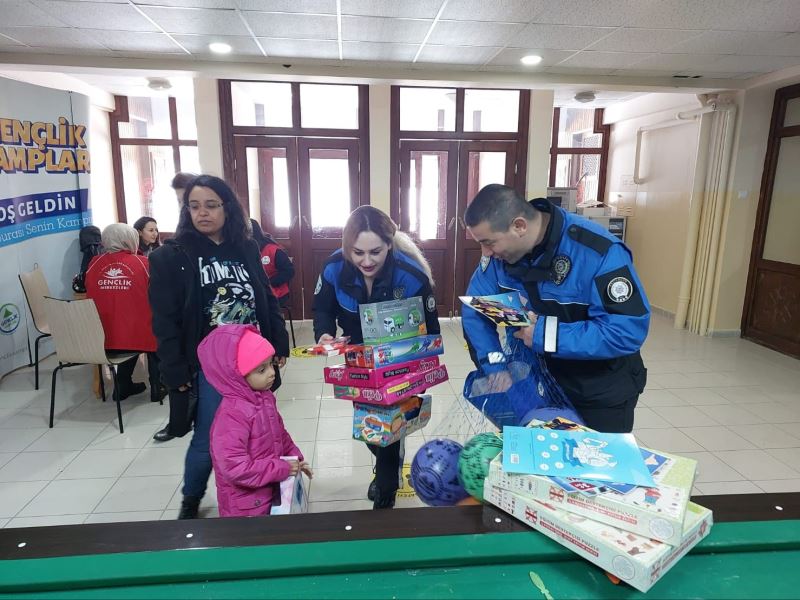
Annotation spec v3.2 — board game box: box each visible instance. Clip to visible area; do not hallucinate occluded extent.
[333,364,449,405]
[352,394,432,446]
[485,483,713,593]
[360,296,426,344]
[344,334,444,369]
[324,356,440,388]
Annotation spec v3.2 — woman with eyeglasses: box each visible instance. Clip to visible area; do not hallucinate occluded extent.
[148,175,289,520]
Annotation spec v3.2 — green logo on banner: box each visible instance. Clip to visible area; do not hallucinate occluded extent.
[0,303,21,334]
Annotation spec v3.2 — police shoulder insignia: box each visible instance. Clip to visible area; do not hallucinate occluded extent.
[393,286,405,299]
[314,275,323,295]
[551,254,571,285]
[607,276,633,303]
[261,255,270,265]
[426,295,436,312]
[480,255,491,272]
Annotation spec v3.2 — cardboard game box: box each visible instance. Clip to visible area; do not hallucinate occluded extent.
[485,483,713,593]
[334,364,449,405]
[269,457,309,516]
[360,296,426,344]
[344,334,444,369]
[352,394,432,446]
[324,356,440,388]
[486,449,696,546]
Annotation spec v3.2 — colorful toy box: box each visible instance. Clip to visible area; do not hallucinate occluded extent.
[485,483,713,593]
[324,356,440,388]
[269,457,309,516]
[486,447,697,546]
[344,334,444,369]
[352,394,432,446]
[334,364,449,405]
[360,297,426,344]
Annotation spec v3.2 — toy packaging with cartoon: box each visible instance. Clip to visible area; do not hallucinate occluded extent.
[459,292,531,327]
[344,334,444,370]
[269,456,309,515]
[353,394,432,446]
[333,364,449,405]
[485,483,713,593]
[324,356,440,389]
[359,297,426,344]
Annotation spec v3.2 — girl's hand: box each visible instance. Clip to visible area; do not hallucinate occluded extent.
[317,334,334,344]
[286,459,300,476]
[300,462,313,479]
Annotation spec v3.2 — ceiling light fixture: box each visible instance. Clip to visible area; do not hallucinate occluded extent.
[574,91,596,103]
[520,54,543,66]
[209,42,232,54]
[147,77,172,91]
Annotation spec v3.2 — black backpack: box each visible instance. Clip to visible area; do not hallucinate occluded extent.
[71,225,102,293]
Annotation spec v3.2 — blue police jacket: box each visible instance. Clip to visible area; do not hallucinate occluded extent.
[463,200,650,406]
[313,249,440,344]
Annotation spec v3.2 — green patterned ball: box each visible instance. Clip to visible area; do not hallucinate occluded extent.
[457,432,503,501]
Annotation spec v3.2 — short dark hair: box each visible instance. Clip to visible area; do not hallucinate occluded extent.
[175,175,250,243]
[171,172,197,191]
[464,184,536,232]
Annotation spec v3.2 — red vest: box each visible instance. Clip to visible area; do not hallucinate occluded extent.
[260,243,290,299]
[85,252,157,352]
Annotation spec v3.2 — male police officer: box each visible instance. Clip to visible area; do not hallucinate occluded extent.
[462,184,649,433]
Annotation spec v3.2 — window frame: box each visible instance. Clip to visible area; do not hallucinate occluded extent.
[548,107,610,205]
[109,95,198,224]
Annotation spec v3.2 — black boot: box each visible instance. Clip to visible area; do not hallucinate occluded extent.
[178,496,200,519]
[372,488,396,510]
[367,466,377,501]
[153,427,175,442]
[118,382,146,400]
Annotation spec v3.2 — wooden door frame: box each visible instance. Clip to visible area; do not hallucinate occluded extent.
[741,82,800,357]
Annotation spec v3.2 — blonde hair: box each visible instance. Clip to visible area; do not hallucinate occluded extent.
[101,223,140,254]
[342,206,434,286]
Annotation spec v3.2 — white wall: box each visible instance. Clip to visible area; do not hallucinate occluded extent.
[369,84,391,215]
[193,77,223,177]
[526,90,553,199]
[604,93,703,314]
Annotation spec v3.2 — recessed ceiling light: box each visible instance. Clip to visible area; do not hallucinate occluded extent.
[520,54,543,66]
[209,42,232,54]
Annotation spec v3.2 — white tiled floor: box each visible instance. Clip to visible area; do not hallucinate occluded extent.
[0,313,799,528]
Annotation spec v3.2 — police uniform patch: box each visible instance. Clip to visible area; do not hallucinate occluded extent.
[552,254,571,285]
[537,381,545,397]
[607,277,633,303]
[261,255,270,265]
[314,275,322,295]
[426,295,436,312]
[393,286,405,299]
[480,255,491,272]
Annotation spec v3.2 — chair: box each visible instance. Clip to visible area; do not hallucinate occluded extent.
[283,301,297,349]
[43,297,137,434]
[18,267,52,390]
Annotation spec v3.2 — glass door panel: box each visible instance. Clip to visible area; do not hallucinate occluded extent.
[407,151,449,241]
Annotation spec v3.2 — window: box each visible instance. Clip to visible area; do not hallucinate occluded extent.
[549,107,610,205]
[110,95,199,232]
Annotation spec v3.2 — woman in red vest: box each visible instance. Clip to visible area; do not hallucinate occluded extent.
[85,223,161,401]
[250,219,295,307]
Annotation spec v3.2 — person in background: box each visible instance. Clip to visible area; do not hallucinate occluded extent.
[250,219,295,307]
[198,324,312,518]
[133,216,160,257]
[85,223,160,402]
[462,184,650,433]
[171,172,197,208]
[149,174,289,519]
[313,206,439,510]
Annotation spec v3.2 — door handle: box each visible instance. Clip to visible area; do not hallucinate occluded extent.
[290,215,299,229]
[301,215,312,230]
[458,216,466,230]
[447,217,456,231]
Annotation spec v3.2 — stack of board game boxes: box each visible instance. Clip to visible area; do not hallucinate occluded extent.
[483,419,713,593]
[323,297,449,447]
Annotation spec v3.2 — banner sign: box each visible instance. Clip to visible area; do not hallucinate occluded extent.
[0,76,92,378]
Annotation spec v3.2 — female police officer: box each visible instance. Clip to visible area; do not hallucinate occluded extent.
[313,206,439,509]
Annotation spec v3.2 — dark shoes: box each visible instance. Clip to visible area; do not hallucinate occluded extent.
[372,488,396,510]
[178,496,200,520]
[367,477,377,502]
[153,427,175,443]
[151,384,168,403]
[118,382,146,401]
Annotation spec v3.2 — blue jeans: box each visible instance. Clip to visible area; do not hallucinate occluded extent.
[182,371,222,500]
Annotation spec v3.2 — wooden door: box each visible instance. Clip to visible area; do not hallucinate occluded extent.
[297,138,361,317]
[398,140,458,316]
[452,141,518,314]
[233,136,303,316]
[742,83,800,357]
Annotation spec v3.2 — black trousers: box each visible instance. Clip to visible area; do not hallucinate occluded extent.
[111,352,162,395]
[367,438,404,496]
[572,394,639,433]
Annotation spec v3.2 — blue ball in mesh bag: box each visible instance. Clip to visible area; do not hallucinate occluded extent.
[410,439,469,506]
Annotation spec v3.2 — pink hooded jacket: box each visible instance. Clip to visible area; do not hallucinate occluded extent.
[198,324,303,517]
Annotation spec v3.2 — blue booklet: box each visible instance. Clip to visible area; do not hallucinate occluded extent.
[459,292,531,327]
[502,426,656,487]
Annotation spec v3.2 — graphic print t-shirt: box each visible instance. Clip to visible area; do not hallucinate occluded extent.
[197,243,258,338]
